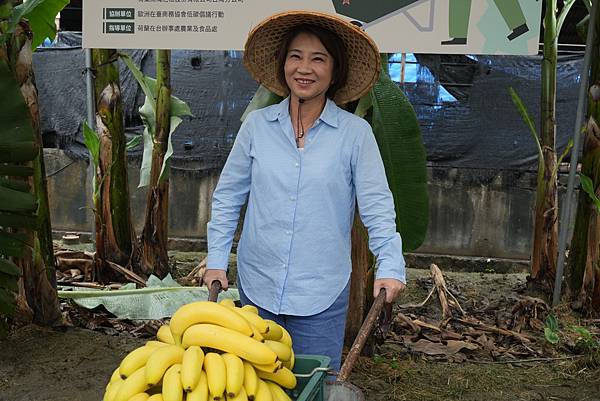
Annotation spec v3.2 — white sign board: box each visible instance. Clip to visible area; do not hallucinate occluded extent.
[83,0,542,55]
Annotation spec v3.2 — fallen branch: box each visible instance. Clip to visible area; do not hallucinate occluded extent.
[454,317,535,343]
[54,250,94,260]
[106,261,146,287]
[398,264,465,320]
[431,264,452,319]
[185,256,207,283]
[399,287,436,309]
[395,312,420,332]
[412,319,442,333]
[56,281,108,289]
[57,257,94,269]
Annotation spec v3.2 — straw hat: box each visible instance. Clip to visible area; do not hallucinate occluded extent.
[243,10,381,105]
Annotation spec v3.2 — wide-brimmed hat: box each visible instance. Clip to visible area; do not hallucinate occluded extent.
[243,10,381,105]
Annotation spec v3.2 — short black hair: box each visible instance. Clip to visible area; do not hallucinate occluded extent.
[276,24,349,100]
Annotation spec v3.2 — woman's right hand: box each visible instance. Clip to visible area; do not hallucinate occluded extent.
[203,269,229,291]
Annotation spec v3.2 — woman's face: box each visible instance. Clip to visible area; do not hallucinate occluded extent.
[284,32,334,103]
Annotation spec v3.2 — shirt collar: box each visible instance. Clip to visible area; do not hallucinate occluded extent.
[266,96,339,128]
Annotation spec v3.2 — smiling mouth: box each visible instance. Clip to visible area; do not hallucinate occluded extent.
[295,78,314,85]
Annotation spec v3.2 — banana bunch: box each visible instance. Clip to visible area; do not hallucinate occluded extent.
[103,300,297,401]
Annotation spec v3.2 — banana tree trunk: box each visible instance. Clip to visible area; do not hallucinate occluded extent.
[530,0,559,293]
[3,21,61,325]
[92,49,138,281]
[345,213,374,348]
[140,50,171,277]
[568,5,600,313]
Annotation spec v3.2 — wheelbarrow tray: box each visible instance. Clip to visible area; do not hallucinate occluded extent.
[291,354,331,401]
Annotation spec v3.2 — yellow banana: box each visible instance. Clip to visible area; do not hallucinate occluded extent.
[104,379,123,401]
[182,324,277,365]
[204,352,226,400]
[219,298,236,308]
[265,382,292,401]
[262,320,283,341]
[156,325,175,344]
[145,345,185,386]
[147,395,164,401]
[181,346,204,392]
[169,301,253,345]
[248,321,265,342]
[162,363,183,401]
[222,353,244,398]
[282,350,294,371]
[146,341,170,348]
[110,367,122,383]
[242,361,259,401]
[228,386,248,401]
[264,340,291,362]
[231,308,269,334]
[279,327,292,348]
[256,368,296,390]
[254,379,273,401]
[120,345,157,379]
[115,367,150,401]
[127,393,150,401]
[187,370,209,401]
[240,305,259,314]
[251,361,282,374]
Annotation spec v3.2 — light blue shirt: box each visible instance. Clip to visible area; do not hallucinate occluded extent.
[207,97,406,316]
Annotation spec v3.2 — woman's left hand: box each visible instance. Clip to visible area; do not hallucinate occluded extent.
[373,278,406,303]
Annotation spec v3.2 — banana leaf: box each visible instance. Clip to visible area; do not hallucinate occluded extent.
[0,141,38,162]
[0,165,34,176]
[0,229,27,258]
[370,58,429,251]
[241,85,283,122]
[4,0,69,49]
[0,211,37,230]
[0,185,37,214]
[0,178,30,192]
[0,273,18,292]
[0,259,21,276]
[58,274,240,320]
[120,54,193,188]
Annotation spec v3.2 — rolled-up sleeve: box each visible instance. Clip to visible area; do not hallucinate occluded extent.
[207,116,254,270]
[351,124,406,284]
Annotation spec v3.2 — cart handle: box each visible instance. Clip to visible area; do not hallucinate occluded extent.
[337,288,387,382]
[208,280,222,302]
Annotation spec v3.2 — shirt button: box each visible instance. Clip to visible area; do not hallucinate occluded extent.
[290,196,295,201]
[286,231,291,235]
[295,162,299,167]
[282,264,286,268]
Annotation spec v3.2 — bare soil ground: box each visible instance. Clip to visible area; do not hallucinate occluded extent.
[1,250,599,401]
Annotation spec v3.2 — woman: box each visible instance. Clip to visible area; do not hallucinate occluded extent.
[204,10,406,372]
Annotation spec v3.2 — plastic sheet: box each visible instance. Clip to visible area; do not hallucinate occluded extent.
[34,32,582,171]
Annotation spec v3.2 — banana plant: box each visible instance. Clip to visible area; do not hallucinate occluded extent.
[505,0,577,295]
[0,0,66,330]
[0,0,69,48]
[0,60,37,337]
[568,0,600,313]
[121,52,193,276]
